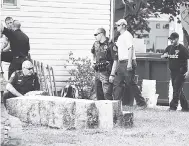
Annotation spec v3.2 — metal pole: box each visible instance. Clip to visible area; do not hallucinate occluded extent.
[110,0,115,42]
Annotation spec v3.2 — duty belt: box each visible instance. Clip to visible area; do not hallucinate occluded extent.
[94,61,110,72]
[13,56,27,59]
[119,60,128,63]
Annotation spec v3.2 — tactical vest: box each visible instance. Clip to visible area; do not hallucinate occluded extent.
[93,40,113,72]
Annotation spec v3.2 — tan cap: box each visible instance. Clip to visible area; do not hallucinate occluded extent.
[115,19,127,26]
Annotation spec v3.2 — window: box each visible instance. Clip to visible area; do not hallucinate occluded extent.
[144,40,150,45]
[156,23,160,29]
[3,0,17,6]
[2,0,20,8]
[163,24,169,29]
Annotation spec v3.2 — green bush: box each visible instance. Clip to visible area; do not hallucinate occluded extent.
[64,52,96,99]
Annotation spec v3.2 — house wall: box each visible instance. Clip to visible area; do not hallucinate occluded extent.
[1,0,111,91]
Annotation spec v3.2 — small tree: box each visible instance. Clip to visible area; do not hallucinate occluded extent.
[64,52,95,99]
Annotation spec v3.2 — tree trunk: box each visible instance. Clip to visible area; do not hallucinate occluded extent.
[183,28,189,49]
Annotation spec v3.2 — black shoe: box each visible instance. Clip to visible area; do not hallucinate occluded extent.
[181,108,189,112]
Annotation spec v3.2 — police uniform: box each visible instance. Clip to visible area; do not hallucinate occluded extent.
[91,38,118,100]
[164,44,189,111]
[114,30,146,106]
[2,27,30,78]
[3,70,40,106]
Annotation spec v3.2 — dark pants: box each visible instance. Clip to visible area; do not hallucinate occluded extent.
[8,56,28,78]
[114,61,146,106]
[2,91,16,108]
[1,51,13,63]
[95,71,113,100]
[170,70,189,110]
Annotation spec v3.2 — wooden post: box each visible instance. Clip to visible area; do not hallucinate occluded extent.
[46,65,53,96]
[50,67,57,96]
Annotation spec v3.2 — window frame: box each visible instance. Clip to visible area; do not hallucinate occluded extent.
[1,0,20,9]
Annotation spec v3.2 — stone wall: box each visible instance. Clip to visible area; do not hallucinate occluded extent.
[6,96,133,129]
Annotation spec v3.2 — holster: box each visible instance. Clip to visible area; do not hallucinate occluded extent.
[94,61,111,73]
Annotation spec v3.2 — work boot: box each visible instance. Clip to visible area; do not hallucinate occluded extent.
[181,108,189,112]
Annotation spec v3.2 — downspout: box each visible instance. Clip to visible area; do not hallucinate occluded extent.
[110,0,115,42]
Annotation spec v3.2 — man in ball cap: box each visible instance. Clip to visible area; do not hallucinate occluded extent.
[161,32,189,111]
[2,60,40,107]
[114,19,147,109]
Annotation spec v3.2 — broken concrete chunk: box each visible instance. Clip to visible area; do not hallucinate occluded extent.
[119,111,134,128]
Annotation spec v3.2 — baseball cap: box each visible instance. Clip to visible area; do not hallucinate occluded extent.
[168,32,179,40]
[115,19,127,26]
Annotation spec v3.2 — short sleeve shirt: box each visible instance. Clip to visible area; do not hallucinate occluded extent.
[9,70,40,94]
[116,30,136,60]
[0,35,8,50]
[91,38,118,63]
[164,44,189,72]
[3,27,30,57]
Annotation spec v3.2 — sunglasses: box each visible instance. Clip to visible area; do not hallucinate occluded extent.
[25,67,33,70]
[94,32,102,36]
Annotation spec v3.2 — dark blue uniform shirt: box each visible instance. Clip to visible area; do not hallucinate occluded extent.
[9,70,40,95]
[91,38,118,63]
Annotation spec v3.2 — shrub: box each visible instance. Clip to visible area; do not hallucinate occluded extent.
[64,52,95,99]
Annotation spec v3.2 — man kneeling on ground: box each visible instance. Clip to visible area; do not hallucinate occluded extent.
[3,60,40,107]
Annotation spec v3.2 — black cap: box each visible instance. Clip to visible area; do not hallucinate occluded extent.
[168,32,179,40]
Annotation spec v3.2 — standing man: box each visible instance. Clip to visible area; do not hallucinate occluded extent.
[91,28,118,100]
[114,19,146,109]
[3,60,40,107]
[5,17,14,30]
[1,17,13,63]
[161,32,189,111]
[1,20,30,78]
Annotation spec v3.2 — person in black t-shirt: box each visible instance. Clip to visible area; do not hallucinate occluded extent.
[1,20,30,79]
[161,32,189,112]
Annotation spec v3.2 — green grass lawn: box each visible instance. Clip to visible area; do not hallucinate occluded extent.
[10,106,187,146]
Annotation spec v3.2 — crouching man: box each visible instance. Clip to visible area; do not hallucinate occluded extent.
[3,60,40,107]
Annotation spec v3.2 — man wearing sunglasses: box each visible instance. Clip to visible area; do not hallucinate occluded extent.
[2,60,40,107]
[161,32,189,112]
[114,19,146,109]
[91,28,118,100]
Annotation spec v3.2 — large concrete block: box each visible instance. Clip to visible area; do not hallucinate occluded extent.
[6,96,131,129]
[6,97,41,124]
[95,100,122,129]
[75,99,98,129]
[44,98,75,129]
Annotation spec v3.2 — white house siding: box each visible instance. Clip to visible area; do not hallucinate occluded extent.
[1,0,111,91]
